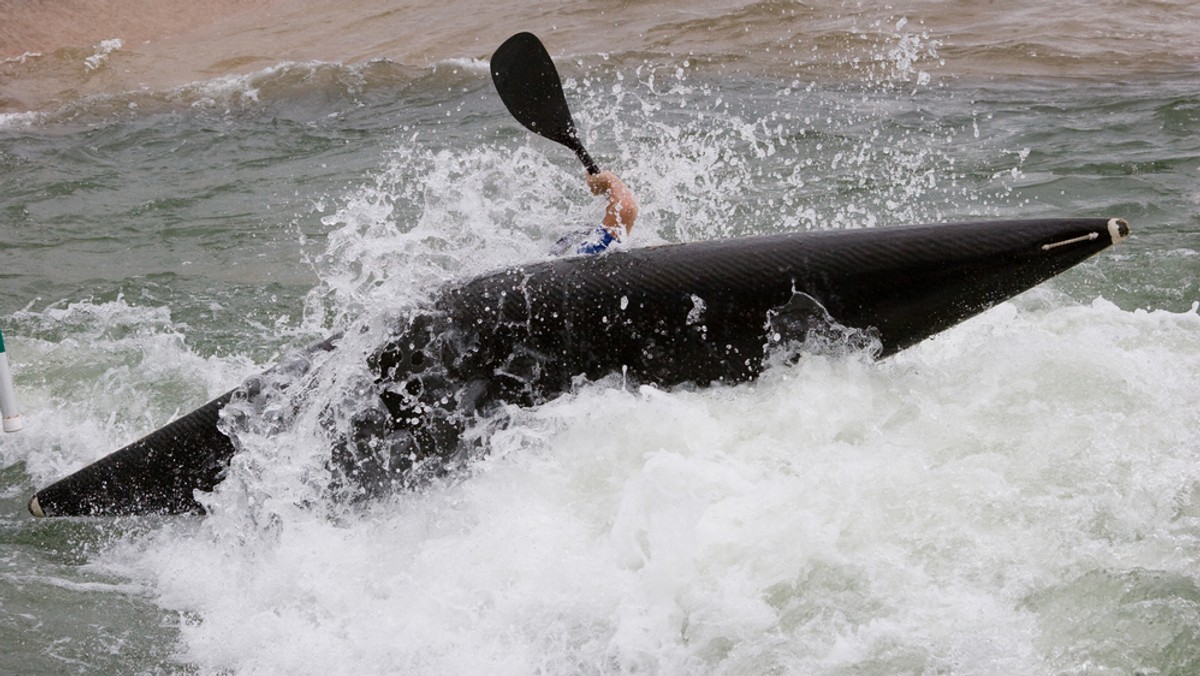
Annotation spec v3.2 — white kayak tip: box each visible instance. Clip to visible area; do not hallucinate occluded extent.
[28,495,44,518]
[1108,217,1130,244]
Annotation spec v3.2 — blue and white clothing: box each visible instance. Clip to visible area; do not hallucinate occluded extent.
[552,225,618,256]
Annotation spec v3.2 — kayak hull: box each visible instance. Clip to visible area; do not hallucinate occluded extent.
[29,218,1129,517]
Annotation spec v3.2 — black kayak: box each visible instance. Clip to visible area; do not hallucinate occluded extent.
[28,217,1129,518]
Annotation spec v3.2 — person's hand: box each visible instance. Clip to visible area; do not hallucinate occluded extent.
[586,171,621,196]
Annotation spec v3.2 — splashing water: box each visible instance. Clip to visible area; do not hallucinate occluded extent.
[83,38,123,72]
[1,7,1198,674]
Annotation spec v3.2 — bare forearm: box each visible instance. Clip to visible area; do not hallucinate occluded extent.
[587,171,639,236]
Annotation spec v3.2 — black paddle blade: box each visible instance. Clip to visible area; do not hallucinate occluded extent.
[491,32,600,174]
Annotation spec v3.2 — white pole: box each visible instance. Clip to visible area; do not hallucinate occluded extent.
[0,326,22,433]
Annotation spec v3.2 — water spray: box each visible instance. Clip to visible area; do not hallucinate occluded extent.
[0,325,23,433]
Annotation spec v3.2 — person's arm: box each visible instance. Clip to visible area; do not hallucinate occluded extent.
[586,171,638,238]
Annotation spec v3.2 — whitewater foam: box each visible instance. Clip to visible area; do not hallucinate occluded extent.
[3,11,1196,671]
[83,38,123,72]
[80,296,1200,674]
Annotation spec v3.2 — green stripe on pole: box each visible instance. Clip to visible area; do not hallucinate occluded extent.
[0,326,6,353]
